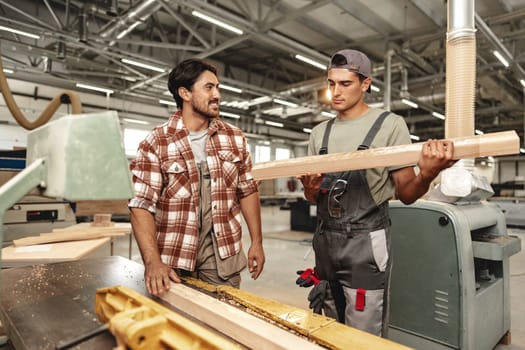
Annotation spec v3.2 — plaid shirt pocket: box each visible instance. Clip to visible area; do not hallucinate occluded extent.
[218,150,241,188]
[165,158,191,198]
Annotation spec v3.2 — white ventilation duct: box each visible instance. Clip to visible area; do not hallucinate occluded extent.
[432,0,494,200]
[445,0,476,139]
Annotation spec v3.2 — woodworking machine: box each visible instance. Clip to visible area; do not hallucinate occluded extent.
[388,200,521,350]
[3,195,76,246]
[386,1,521,349]
[0,111,133,250]
[0,256,412,350]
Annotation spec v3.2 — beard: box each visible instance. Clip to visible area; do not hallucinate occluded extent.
[192,98,220,119]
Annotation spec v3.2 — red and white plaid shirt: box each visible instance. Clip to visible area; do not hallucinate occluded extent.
[129,111,258,271]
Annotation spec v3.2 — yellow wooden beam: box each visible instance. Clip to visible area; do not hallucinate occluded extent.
[182,277,413,350]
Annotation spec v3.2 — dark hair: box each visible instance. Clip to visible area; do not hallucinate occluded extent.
[330,53,367,83]
[330,53,348,67]
[167,59,218,109]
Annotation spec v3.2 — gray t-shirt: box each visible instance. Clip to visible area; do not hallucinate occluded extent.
[308,108,412,205]
[189,129,209,164]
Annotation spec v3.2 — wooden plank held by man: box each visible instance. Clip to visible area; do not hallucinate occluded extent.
[251,131,519,181]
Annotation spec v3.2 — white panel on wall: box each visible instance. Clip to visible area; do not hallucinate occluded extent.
[255,145,271,163]
[124,128,150,157]
[0,124,28,150]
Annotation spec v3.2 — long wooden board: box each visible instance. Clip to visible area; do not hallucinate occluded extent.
[161,282,325,350]
[161,281,412,350]
[2,238,110,267]
[13,226,130,246]
[252,131,520,180]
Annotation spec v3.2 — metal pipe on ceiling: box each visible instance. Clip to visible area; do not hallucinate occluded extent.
[475,13,525,80]
[383,49,394,111]
[98,0,161,39]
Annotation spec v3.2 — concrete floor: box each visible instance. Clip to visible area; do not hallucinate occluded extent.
[121,204,525,349]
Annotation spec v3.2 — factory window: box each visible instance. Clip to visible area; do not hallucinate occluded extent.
[275,147,291,161]
[255,145,271,163]
[124,128,149,157]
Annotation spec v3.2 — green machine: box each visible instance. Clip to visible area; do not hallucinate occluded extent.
[388,199,521,350]
[0,111,133,255]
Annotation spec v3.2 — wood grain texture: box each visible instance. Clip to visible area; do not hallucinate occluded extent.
[160,282,325,350]
[2,237,110,267]
[251,131,519,180]
[13,225,130,246]
[74,200,130,216]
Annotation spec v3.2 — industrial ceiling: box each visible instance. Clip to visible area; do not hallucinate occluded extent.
[1,0,525,145]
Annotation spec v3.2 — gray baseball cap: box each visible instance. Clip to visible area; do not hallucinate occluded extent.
[329,49,372,92]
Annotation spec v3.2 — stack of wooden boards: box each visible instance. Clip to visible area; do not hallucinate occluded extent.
[2,219,132,267]
[12,224,129,247]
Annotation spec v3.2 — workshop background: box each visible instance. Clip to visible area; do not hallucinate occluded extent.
[1,0,525,349]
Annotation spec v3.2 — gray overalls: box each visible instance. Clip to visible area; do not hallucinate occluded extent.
[179,161,245,287]
[313,111,392,336]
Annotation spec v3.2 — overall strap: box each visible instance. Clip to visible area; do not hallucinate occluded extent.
[318,118,336,155]
[357,111,391,150]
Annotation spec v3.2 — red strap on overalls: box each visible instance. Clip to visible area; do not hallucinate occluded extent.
[355,288,366,311]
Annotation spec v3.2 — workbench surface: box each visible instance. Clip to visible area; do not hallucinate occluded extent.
[0,256,146,349]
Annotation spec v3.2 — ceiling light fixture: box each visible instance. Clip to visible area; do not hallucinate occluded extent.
[247,96,272,106]
[220,111,241,119]
[191,10,243,35]
[0,25,40,39]
[159,99,177,106]
[122,118,150,125]
[220,84,243,93]
[432,112,445,120]
[223,100,250,109]
[303,128,312,133]
[273,98,298,108]
[294,54,327,70]
[520,79,525,87]
[410,134,420,141]
[401,98,418,109]
[493,50,509,68]
[76,83,114,95]
[3,68,14,74]
[325,88,331,100]
[121,58,165,72]
[371,85,380,92]
[265,120,284,128]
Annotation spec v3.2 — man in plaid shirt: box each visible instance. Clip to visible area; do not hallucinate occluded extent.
[129,59,265,295]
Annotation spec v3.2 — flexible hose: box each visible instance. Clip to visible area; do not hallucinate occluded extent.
[0,57,83,130]
[445,35,476,139]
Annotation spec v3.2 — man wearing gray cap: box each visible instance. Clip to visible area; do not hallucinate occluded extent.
[299,49,455,336]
